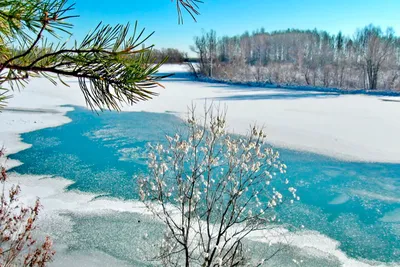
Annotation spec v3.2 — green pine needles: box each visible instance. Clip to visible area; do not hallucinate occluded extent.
[0,0,203,110]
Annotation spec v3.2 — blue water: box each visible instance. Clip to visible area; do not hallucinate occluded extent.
[10,106,400,263]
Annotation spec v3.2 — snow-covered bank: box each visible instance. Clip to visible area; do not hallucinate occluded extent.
[6,174,397,267]
[1,64,400,266]
[196,75,400,97]
[0,107,72,169]
[4,64,400,163]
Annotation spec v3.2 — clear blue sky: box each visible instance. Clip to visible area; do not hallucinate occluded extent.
[70,0,400,55]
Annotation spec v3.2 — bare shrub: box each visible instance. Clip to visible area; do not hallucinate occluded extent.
[0,149,55,267]
[138,105,298,266]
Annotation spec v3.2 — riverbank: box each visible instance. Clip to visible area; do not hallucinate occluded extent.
[194,74,400,97]
[3,64,400,163]
[1,64,400,266]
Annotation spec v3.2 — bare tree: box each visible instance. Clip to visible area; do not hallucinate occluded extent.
[356,25,396,89]
[138,105,298,266]
[192,25,400,90]
[191,30,217,77]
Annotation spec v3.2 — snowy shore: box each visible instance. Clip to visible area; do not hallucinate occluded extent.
[4,64,400,163]
[0,64,399,266]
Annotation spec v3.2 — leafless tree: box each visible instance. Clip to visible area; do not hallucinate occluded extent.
[192,25,400,90]
[356,25,396,89]
[138,105,298,266]
[191,30,217,77]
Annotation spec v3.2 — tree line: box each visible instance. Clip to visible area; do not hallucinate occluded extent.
[152,48,187,64]
[191,25,400,90]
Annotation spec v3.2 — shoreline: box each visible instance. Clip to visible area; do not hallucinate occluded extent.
[3,64,400,163]
[1,106,398,267]
[0,64,399,266]
[193,74,400,97]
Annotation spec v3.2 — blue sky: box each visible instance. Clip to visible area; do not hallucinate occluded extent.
[70,0,400,55]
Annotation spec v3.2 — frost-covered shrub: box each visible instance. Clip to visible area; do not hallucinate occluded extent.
[0,149,55,267]
[138,106,299,266]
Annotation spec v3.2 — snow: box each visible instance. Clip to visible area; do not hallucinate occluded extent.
[5,63,399,162]
[1,64,400,266]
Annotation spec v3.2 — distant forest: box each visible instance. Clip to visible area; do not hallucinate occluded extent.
[152,48,187,64]
[191,25,400,90]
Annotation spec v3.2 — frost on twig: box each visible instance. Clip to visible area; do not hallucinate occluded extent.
[138,104,299,266]
[0,148,55,267]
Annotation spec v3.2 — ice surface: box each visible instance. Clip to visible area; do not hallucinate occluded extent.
[1,64,400,266]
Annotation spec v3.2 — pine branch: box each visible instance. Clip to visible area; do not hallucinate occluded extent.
[176,0,203,24]
[0,20,47,72]
[0,0,207,109]
[0,1,170,110]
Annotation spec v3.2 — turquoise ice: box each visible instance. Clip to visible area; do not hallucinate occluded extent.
[10,106,400,264]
